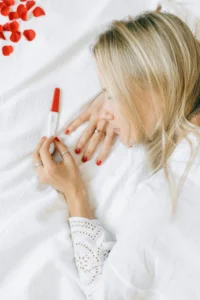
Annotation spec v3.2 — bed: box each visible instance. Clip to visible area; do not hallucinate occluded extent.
[0,0,199,299]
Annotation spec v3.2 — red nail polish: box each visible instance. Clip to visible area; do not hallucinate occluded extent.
[82,156,87,163]
[54,137,60,142]
[75,148,81,154]
[96,160,102,166]
[65,129,70,134]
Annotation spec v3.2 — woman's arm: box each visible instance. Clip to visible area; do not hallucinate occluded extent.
[67,182,162,300]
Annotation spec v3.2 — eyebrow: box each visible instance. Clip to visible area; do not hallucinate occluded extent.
[102,88,107,92]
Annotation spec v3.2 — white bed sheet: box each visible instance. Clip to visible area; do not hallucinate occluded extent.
[0,0,199,299]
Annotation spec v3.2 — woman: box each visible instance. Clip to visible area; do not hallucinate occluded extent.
[32,10,200,300]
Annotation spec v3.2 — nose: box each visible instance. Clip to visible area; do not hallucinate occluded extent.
[99,100,115,121]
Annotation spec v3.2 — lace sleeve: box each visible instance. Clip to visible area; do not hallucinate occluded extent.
[68,217,115,300]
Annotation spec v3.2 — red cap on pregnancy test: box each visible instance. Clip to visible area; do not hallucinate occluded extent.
[50,88,60,112]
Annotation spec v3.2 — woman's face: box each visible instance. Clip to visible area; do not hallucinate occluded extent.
[97,65,156,147]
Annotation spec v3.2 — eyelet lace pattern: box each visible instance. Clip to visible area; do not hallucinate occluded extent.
[69,217,115,299]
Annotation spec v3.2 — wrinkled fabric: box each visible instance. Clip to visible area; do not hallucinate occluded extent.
[1,0,200,299]
[69,131,200,300]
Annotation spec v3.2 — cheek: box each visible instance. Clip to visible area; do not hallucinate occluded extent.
[113,107,123,126]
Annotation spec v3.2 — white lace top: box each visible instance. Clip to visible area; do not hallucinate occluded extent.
[68,217,115,299]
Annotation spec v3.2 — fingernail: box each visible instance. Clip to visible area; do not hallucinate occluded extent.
[41,136,46,140]
[54,137,60,142]
[65,129,70,134]
[82,156,87,163]
[75,148,81,154]
[96,160,102,166]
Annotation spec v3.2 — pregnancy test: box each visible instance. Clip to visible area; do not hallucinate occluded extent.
[47,87,60,154]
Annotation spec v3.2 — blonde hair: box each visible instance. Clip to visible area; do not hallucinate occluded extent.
[90,10,200,213]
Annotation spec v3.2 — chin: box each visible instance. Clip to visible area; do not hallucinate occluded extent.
[118,129,139,147]
[119,134,132,147]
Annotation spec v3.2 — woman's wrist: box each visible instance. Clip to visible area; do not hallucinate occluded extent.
[64,191,94,219]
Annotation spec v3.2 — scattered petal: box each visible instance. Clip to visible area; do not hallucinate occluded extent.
[3,0,14,6]
[33,6,45,17]
[17,3,27,16]
[3,22,11,31]
[2,45,13,55]
[10,30,21,42]
[0,1,46,56]
[23,29,35,41]
[0,32,6,39]
[26,1,35,10]
[9,11,19,20]
[1,5,10,16]
[10,20,19,31]
[20,11,27,20]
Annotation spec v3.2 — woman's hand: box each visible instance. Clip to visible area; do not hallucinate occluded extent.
[64,91,117,165]
[32,136,88,205]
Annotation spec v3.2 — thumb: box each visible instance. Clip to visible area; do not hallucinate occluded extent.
[54,137,74,164]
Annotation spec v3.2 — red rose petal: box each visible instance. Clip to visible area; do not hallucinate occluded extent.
[2,45,13,56]
[26,1,35,10]
[9,20,19,31]
[0,25,3,32]
[0,3,3,9]
[0,32,6,40]
[33,6,45,17]
[10,30,21,42]
[3,0,14,6]
[3,22,11,31]
[17,4,27,16]
[9,11,19,20]
[1,5,10,16]
[23,29,35,41]
[20,0,26,1]
[20,11,27,20]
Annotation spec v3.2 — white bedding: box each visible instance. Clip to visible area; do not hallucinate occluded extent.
[0,1,199,299]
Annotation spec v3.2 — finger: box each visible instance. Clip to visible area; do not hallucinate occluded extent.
[74,119,98,154]
[39,136,56,169]
[32,136,46,165]
[81,119,108,161]
[65,110,90,134]
[95,126,117,165]
[32,136,46,180]
[54,137,74,165]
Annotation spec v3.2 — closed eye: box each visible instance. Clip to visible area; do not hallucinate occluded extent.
[102,88,112,100]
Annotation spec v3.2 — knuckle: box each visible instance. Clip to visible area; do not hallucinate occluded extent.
[39,147,44,154]
[85,150,91,158]
[79,115,85,122]
[90,114,98,123]
[47,165,57,175]
[106,130,114,139]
